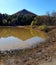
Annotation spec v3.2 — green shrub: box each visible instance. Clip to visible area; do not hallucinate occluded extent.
[39,24,48,32]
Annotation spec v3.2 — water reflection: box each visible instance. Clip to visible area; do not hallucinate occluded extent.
[0,36,45,51]
[0,27,46,51]
[0,27,47,40]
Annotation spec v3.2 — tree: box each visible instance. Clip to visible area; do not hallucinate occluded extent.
[51,12,56,17]
[38,24,48,32]
[3,19,7,25]
[30,16,39,36]
[31,16,39,27]
[11,18,17,26]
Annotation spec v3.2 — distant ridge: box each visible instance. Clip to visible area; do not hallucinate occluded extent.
[14,9,37,16]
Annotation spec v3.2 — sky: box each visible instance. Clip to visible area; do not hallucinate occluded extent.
[0,0,56,15]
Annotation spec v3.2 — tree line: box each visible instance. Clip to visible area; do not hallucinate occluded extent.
[0,12,56,26]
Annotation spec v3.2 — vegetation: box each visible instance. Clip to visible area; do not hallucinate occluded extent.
[38,24,48,32]
[30,16,39,36]
[0,9,56,26]
[0,9,56,65]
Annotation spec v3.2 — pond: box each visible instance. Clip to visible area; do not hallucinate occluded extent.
[0,27,47,51]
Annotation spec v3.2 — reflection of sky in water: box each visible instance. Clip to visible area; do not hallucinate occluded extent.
[0,36,45,51]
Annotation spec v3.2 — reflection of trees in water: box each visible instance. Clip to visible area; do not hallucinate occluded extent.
[0,27,32,40]
[0,27,47,40]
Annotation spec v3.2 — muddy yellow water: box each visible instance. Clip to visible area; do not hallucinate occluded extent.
[0,27,47,40]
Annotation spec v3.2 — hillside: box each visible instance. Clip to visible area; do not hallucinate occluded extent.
[14,9,36,16]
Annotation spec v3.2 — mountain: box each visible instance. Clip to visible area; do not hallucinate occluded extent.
[14,9,37,16]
